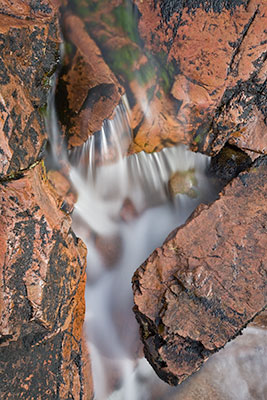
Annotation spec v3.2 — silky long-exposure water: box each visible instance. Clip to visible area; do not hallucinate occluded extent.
[71,101,215,400]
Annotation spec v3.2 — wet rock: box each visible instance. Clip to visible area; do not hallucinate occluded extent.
[120,197,139,222]
[56,13,124,148]
[58,0,266,156]
[132,0,267,155]
[0,2,93,396]
[208,144,252,188]
[168,169,198,198]
[0,162,93,399]
[95,233,123,267]
[132,156,267,385]
[141,325,267,400]
[0,2,61,177]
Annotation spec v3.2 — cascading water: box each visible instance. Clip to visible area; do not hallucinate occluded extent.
[47,90,267,399]
[46,1,267,399]
[68,96,217,400]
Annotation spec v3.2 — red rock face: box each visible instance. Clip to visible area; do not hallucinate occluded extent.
[0,1,61,177]
[132,0,267,155]
[133,155,267,385]
[0,163,93,399]
[55,0,266,156]
[56,13,124,148]
[0,2,93,398]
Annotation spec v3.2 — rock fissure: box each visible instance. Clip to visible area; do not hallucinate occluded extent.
[227,7,259,76]
[0,159,41,182]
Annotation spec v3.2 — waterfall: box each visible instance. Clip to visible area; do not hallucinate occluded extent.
[66,94,216,399]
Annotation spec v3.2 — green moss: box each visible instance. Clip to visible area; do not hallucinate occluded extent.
[194,134,202,144]
[41,76,52,90]
[136,62,156,86]
[156,90,162,99]
[146,85,156,102]
[108,45,140,81]
[39,104,48,118]
[64,42,74,56]
[112,4,139,43]
[154,50,176,93]
[160,61,175,93]
[193,125,209,146]
[72,0,100,17]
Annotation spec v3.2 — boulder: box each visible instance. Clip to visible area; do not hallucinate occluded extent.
[56,13,124,148]
[133,155,267,385]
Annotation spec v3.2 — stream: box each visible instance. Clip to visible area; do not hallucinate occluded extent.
[47,1,267,399]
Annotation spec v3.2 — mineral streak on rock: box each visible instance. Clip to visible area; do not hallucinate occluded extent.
[0,0,61,177]
[56,13,124,148]
[134,0,267,155]
[133,156,267,385]
[0,162,93,399]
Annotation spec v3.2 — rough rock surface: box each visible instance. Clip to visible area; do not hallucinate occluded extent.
[56,13,124,148]
[0,0,61,177]
[56,0,266,156]
[134,0,267,155]
[133,156,267,385]
[0,1,93,398]
[0,162,93,399]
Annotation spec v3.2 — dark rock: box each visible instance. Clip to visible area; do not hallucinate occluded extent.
[0,162,93,399]
[0,3,61,177]
[0,2,93,397]
[133,156,267,385]
[208,144,252,187]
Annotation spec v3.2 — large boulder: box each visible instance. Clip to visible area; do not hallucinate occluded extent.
[133,155,267,385]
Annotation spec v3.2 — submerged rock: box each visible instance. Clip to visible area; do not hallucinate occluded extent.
[56,13,124,148]
[132,156,267,385]
[168,169,198,198]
